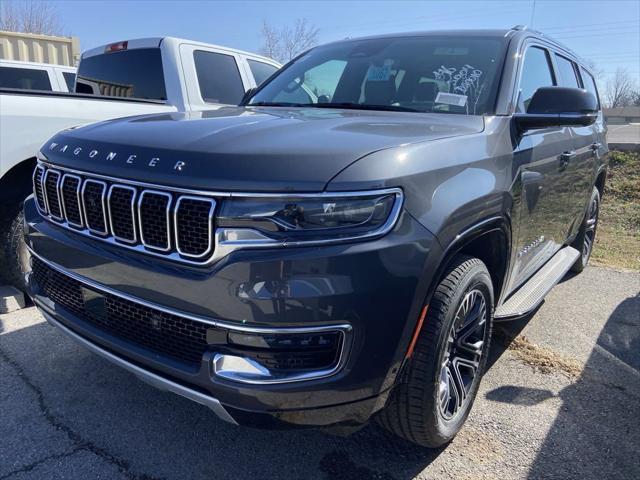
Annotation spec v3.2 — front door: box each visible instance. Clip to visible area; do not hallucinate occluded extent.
[508,45,576,294]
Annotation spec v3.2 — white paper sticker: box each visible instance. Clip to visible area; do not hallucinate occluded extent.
[435,92,468,107]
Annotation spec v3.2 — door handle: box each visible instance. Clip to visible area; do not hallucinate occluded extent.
[559,151,575,170]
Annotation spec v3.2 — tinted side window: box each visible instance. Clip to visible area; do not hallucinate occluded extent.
[76,48,166,100]
[555,54,580,88]
[62,72,76,91]
[517,47,555,112]
[247,60,278,86]
[580,67,600,109]
[194,51,244,104]
[0,66,51,90]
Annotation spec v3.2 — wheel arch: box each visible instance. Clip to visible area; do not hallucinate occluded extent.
[0,156,36,206]
[430,216,512,309]
[594,166,607,197]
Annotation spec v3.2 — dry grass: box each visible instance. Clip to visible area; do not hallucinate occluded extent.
[506,335,583,379]
[591,151,640,271]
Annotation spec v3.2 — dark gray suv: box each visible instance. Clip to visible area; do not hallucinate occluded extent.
[25,27,607,447]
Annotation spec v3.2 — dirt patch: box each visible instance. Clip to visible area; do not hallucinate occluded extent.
[592,150,640,271]
[450,426,505,465]
[505,335,583,379]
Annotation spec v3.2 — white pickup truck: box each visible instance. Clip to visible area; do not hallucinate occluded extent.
[0,59,77,92]
[0,36,280,289]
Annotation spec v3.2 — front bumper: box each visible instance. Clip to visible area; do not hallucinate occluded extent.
[24,196,441,427]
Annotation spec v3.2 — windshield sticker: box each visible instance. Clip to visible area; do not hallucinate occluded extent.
[433,64,485,113]
[435,92,468,107]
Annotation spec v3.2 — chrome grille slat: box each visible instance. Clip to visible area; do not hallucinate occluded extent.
[43,169,63,220]
[81,179,108,235]
[60,174,83,228]
[138,190,172,251]
[33,163,216,265]
[174,196,216,258]
[108,185,137,244]
[33,165,47,213]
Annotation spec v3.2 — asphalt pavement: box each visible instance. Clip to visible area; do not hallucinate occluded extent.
[1,265,638,480]
[607,123,640,145]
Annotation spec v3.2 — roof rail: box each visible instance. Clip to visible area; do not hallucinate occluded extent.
[511,25,527,31]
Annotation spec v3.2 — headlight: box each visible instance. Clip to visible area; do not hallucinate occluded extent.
[217,188,403,246]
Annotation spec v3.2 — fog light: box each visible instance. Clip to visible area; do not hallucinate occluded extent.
[213,326,350,384]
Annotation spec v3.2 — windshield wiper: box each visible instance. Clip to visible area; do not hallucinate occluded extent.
[308,102,421,113]
[249,101,309,107]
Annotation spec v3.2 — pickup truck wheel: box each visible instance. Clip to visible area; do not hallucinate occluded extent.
[377,255,493,448]
[0,206,30,291]
[570,187,600,273]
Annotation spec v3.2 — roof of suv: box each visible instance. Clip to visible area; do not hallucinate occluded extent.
[325,27,587,72]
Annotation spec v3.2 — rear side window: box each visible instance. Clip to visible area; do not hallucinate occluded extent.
[75,48,167,100]
[580,67,600,108]
[247,60,278,86]
[0,66,51,91]
[62,72,75,91]
[555,54,580,88]
[194,50,244,104]
[517,47,555,112]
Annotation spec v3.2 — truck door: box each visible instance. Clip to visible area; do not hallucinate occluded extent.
[508,45,576,293]
[552,53,599,241]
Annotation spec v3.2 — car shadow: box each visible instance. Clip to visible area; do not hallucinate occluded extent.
[1,319,445,480]
[485,292,640,479]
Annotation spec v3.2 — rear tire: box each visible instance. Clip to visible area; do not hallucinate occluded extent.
[0,205,30,291]
[377,255,493,447]
[570,187,600,273]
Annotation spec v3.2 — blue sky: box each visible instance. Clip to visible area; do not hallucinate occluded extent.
[56,0,639,86]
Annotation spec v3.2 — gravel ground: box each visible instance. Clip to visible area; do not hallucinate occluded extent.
[1,265,638,480]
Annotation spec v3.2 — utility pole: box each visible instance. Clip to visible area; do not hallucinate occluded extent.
[530,0,537,28]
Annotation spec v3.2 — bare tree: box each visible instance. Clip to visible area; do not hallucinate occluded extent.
[605,68,635,108]
[260,18,319,63]
[0,0,63,36]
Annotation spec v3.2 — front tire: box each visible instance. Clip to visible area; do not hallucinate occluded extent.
[378,255,493,447]
[0,205,30,291]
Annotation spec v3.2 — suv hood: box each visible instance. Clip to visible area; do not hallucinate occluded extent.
[43,107,484,192]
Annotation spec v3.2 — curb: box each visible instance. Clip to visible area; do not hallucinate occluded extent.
[0,285,25,314]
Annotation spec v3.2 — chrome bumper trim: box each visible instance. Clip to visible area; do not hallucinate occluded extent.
[41,310,238,425]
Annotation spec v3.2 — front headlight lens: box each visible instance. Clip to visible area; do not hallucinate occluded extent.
[217,189,402,244]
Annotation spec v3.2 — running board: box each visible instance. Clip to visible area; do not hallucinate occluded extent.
[495,246,580,320]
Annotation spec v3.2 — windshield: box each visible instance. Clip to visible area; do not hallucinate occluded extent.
[249,35,506,115]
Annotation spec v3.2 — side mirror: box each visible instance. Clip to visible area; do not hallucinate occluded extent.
[240,87,257,106]
[514,87,598,132]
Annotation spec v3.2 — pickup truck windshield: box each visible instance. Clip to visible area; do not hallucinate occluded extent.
[249,36,505,115]
[75,48,166,101]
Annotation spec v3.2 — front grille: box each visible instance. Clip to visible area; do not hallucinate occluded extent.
[32,257,208,366]
[34,163,216,264]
